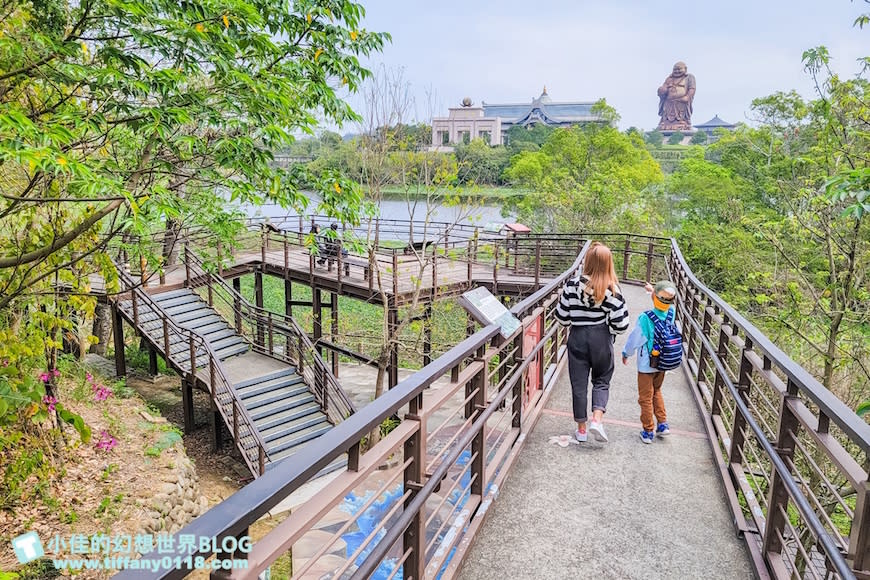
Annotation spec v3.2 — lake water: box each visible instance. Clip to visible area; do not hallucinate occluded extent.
[242,194,510,228]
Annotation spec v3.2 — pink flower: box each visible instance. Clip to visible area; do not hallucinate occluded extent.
[42,395,57,413]
[92,384,112,402]
[52,369,60,377]
[86,372,93,383]
[95,430,117,451]
[38,372,50,383]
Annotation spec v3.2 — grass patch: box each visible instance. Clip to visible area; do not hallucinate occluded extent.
[238,274,468,369]
[144,425,183,458]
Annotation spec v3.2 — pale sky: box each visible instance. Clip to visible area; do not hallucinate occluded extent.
[341,0,869,131]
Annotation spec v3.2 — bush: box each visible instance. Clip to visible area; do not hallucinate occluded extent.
[690,131,708,145]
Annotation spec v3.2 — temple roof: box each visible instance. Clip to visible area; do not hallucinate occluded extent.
[695,114,735,128]
[481,92,599,124]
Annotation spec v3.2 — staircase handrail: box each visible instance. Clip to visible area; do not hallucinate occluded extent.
[113,264,270,476]
[182,247,356,423]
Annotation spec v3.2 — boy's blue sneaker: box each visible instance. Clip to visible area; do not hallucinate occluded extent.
[656,423,671,437]
[640,430,655,444]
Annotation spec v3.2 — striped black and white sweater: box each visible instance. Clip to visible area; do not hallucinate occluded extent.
[555,275,630,334]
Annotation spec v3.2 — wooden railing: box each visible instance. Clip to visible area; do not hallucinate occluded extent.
[114,266,270,476]
[183,247,355,424]
[668,241,869,579]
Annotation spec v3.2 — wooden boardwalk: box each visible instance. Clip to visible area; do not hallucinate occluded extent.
[220,247,545,305]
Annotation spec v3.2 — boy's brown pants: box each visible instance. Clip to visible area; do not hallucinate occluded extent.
[637,371,666,432]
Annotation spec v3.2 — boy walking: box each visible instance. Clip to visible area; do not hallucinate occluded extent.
[621,280,680,444]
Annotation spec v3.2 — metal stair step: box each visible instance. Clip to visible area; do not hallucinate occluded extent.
[153,293,201,308]
[180,315,225,331]
[267,448,346,475]
[209,335,247,351]
[150,288,196,302]
[252,401,322,432]
[201,328,237,343]
[235,367,298,389]
[261,421,331,455]
[237,373,305,400]
[241,383,310,410]
[215,342,249,360]
[165,301,213,317]
[249,392,316,421]
[199,321,234,336]
[259,412,328,444]
[174,307,220,324]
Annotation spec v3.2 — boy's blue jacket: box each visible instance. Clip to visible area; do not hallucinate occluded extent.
[622,306,674,373]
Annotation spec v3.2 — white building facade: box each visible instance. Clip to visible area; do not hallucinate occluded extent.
[431,88,602,150]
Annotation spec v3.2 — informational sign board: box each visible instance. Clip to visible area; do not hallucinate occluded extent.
[458,287,521,339]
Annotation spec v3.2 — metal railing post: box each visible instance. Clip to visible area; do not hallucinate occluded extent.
[392,250,399,297]
[534,239,541,287]
[402,394,425,580]
[729,337,754,463]
[162,319,170,362]
[622,237,631,280]
[762,379,800,559]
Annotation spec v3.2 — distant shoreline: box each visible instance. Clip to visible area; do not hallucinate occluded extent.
[366,185,528,201]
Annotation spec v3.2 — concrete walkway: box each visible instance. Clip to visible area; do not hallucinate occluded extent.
[457,284,754,580]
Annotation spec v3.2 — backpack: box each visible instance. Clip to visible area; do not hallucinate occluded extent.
[644,309,683,371]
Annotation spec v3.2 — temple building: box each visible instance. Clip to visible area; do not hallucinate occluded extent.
[430,88,602,150]
[694,114,737,138]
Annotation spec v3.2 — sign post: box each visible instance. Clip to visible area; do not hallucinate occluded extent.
[458,287,521,339]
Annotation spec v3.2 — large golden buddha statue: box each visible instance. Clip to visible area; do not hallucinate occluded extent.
[657,61,696,131]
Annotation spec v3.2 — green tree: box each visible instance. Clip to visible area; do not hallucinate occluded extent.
[504,107,664,233]
[645,130,664,146]
[0,0,387,429]
[667,131,685,145]
[454,139,511,185]
[690,131,709,145]
[505,124,555,152]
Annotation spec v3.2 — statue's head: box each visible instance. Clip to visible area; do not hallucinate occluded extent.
[672,62,687,77]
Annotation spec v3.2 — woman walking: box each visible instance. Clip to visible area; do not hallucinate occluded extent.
[555,242,629,442]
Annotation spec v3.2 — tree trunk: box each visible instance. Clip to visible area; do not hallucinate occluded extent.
[90,303,112,355]
[368,362,388,447]
[163,218,181,266]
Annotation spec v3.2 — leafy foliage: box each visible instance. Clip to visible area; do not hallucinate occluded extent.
[0,0,386,438]
[503,104,664,232]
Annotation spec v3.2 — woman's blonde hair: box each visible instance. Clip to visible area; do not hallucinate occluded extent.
[582,242,620,304]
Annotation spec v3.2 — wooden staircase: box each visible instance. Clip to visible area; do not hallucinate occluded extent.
[115,271,353,477]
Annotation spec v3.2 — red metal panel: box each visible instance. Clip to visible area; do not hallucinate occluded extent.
[523,313,543,409]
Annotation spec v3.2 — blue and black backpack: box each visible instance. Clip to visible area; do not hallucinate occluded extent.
[645,309,683,371]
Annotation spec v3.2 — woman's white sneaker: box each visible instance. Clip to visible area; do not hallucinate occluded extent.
[589,421,608,442]
[575,428,588,443]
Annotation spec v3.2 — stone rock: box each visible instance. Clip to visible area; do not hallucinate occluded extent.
[164,474,179,485]
[170,506,184,523]
[183,500,195,514]
[152,498,170,515]
[159,483,176,495]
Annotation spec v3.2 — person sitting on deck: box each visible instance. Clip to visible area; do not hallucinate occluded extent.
[316,223,348,266]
